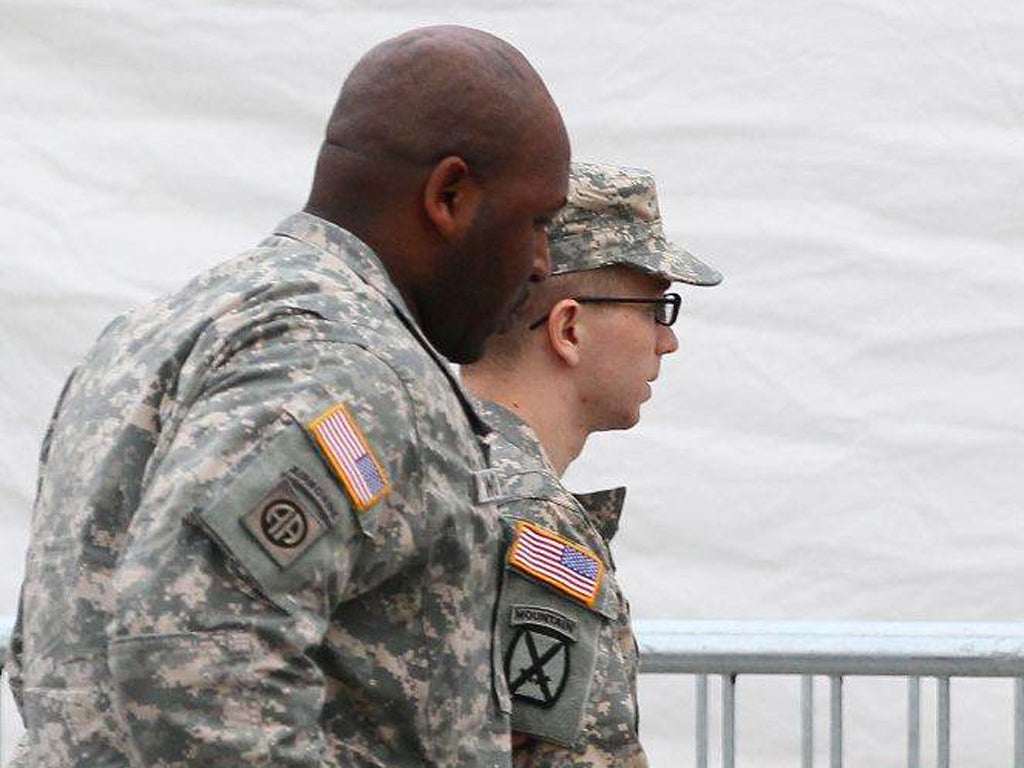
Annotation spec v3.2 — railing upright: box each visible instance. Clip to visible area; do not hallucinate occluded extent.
[1016,677,1024,768]
[908,676,921,768]
[722,674,736,768]
[801,675,814,768]
[937,677,950,768]
[829,675,842,768]
[696,675,709,768]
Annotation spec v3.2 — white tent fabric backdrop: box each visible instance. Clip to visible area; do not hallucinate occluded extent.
[2,1,1023,764]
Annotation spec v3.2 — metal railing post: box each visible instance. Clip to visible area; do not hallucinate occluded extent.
[937,677,950,768]
[722,674,736,768]
[696,674,708,768]
[802,675,814,768]
[1015,678,1024,768]
[829,675,843,768]
[908,676,921,768]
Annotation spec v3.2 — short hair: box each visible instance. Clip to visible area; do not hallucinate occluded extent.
[479,265,635,366]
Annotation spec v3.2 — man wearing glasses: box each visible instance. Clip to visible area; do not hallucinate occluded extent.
[461,162,722,767]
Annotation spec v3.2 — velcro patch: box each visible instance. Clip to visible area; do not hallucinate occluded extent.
[242,478,327,568]
[307,403,391,512]
[474,468,505,503]
[508,521,604,607]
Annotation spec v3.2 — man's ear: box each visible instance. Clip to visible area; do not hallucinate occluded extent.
[422,156,482,239]
[546,299,582,367]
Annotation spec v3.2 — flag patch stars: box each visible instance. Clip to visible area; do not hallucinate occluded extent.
[508,521,604,607]
[307,404,391,512]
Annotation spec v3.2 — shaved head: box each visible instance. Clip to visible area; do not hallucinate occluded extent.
[307,26,565,222]
[305,26,571,363]
[325,26,547,176]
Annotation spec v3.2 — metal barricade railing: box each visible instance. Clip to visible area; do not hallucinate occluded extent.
[635,620,1024,768]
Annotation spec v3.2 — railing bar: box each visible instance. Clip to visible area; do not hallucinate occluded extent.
[908,676,921,768]
[802,675,814,768]
[696,674,708,768]
[722,674,736,768]
[830,675,843,768]
[1015,678,1024,768]
[937,677,950,768]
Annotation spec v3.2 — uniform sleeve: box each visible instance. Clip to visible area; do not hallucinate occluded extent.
[7,369,79,720]
[107,329,424,768]
[496,511,613,749]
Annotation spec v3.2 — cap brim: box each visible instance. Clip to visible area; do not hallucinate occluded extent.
[549,233,724,286]
[570,242,722,286]
[645,242,723,286]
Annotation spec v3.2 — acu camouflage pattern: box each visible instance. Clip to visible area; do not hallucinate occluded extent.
[480,401,647,768]
[548,162,723,287]
[10,212,512,768]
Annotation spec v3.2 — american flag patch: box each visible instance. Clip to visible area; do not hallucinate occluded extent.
[508,521,604,606]
[307,404,390,512]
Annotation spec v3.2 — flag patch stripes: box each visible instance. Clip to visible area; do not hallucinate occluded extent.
[508,521,604,606]
[307,404,390,512]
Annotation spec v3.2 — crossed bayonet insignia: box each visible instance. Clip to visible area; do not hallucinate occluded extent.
[506,627,570,708]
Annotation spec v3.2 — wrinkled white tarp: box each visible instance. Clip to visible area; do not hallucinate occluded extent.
[2,1,1023,764]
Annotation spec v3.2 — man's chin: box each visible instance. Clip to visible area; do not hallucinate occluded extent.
[594,412,642,434]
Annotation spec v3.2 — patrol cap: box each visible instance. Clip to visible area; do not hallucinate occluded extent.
[547,162,723,286]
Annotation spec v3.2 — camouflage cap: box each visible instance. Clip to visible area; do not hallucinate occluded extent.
[547,162,723,286]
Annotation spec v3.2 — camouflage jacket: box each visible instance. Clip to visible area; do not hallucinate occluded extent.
[478,401,647,768]
[10,213,512,768]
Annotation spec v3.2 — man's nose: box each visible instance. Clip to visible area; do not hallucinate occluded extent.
[657,324,679,355]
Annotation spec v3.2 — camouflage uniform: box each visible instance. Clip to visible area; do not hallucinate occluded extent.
[483,162,722,767]
[482,402,644,768]
[10,212,512,768]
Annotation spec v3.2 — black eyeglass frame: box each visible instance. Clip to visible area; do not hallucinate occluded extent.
[528,292,682,331]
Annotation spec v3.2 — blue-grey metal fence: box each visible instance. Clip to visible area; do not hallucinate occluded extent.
[635,619,1024,768]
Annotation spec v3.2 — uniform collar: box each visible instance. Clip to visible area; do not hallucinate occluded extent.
[572,487,627,543]
[273,211,414,319]
[476,400,556,472]
[273,212,491,437]
[478,400,628,542]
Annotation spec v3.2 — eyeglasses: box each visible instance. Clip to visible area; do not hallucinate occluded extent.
[528,292,682,330]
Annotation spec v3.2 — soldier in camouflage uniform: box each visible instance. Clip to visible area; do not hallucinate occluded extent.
[8,26,569,768]
[462,162,722,767]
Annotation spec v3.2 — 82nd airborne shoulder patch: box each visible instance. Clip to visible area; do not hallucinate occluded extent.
[242,474,328,568]
[306,403,391,512]
[508,521,605,607]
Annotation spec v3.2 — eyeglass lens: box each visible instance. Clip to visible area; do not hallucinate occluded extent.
[656,294,681,326]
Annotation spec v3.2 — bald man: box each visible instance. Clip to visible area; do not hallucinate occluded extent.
[8,27,568,768]
[462,162,722,767]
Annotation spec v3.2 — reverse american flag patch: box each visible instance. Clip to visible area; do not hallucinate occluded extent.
[508,521,604,607]
[307,404,390,512]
